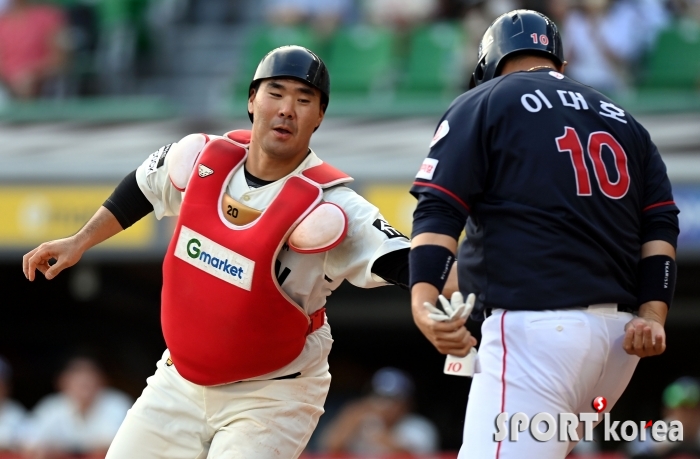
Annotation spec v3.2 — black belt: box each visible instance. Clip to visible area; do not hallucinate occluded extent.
[271,372,301,380]
[233,372,301,384]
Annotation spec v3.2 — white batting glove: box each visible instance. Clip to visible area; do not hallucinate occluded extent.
[423,292,475,322]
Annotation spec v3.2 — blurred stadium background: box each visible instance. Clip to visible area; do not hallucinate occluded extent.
[2,0,700,457]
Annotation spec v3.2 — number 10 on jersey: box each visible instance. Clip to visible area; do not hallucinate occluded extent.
[556,127,630,199]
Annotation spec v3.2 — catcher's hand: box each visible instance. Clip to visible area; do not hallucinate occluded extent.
[23,237,83,281]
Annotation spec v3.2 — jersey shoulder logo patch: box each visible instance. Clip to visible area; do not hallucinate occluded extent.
[146,143,173,176]
[549,71,564,79]
[416,158,438,180]
[198,164,214,178]
[157,143,172,169]
[430,120,450,148]
[372,218,407,239]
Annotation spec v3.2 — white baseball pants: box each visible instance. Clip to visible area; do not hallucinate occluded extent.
[105,325,333,459]
[459,305,640,459]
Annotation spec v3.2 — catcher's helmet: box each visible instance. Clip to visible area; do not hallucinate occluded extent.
[470,9,564,88]
[248,45,330,122]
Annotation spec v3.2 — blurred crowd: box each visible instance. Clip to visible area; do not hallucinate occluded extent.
[0,0,699,106]
[317,367,439,455]
[568,376,700,459]
[3,350,700,458]
[628,377,700,459]
[0,354,131,459]
[0,357,441,458]
[263,0,697,95]
[0,0,67,101]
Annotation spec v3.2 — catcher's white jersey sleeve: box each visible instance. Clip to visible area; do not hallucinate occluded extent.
[134,142,182,219]
[135,139,410,314]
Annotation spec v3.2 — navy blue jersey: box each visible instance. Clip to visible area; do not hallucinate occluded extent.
[410,69,679,312]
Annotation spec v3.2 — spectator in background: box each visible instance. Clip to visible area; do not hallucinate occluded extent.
[435,0,468,20]
[667,0,700,21]
[541,0,570,24]
[562,0,627,94]
[629,377,700,459]
[319,367,439,455]
[563,0,669,95]
[0,0,68,99]
[0,356,27,453]
[264,0,353,38]
[521,0,569,22]
[618,0,670,53]
[24,356,131,459]
[461,0,520,87]
[362,0,438,29]
[61,0,100,96]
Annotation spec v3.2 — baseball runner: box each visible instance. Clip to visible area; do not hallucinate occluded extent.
[21,46,436,458]
[408,10,679,458]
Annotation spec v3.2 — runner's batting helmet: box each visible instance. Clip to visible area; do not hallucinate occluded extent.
[248,45,330,122]
[470,9,564,88]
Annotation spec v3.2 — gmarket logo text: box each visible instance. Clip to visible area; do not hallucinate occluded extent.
[174,226,255,291]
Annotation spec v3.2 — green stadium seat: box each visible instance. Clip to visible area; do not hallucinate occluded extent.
[45,0,145,28]
[401,22,465,95]
[96,0,130,29]
[233,26,320,98]
[247,26,320,72]
[326,25,396,94]
[44,0,82,6]
[641,20,700,90]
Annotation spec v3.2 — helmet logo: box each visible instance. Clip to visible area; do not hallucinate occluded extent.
[530,33,550,46]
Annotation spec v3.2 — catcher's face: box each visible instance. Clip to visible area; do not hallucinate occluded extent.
[248,78,324,162]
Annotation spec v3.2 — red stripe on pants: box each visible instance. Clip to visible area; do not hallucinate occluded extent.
[496,311,508,459]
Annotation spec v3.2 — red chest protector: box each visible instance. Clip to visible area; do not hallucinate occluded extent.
[161,131,351,386]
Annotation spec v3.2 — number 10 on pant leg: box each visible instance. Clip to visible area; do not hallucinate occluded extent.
[444,348,478,377]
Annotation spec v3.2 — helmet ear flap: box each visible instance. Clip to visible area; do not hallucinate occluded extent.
[475,60,486,82]
[247,82,261,123]
[470,57,487,89]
